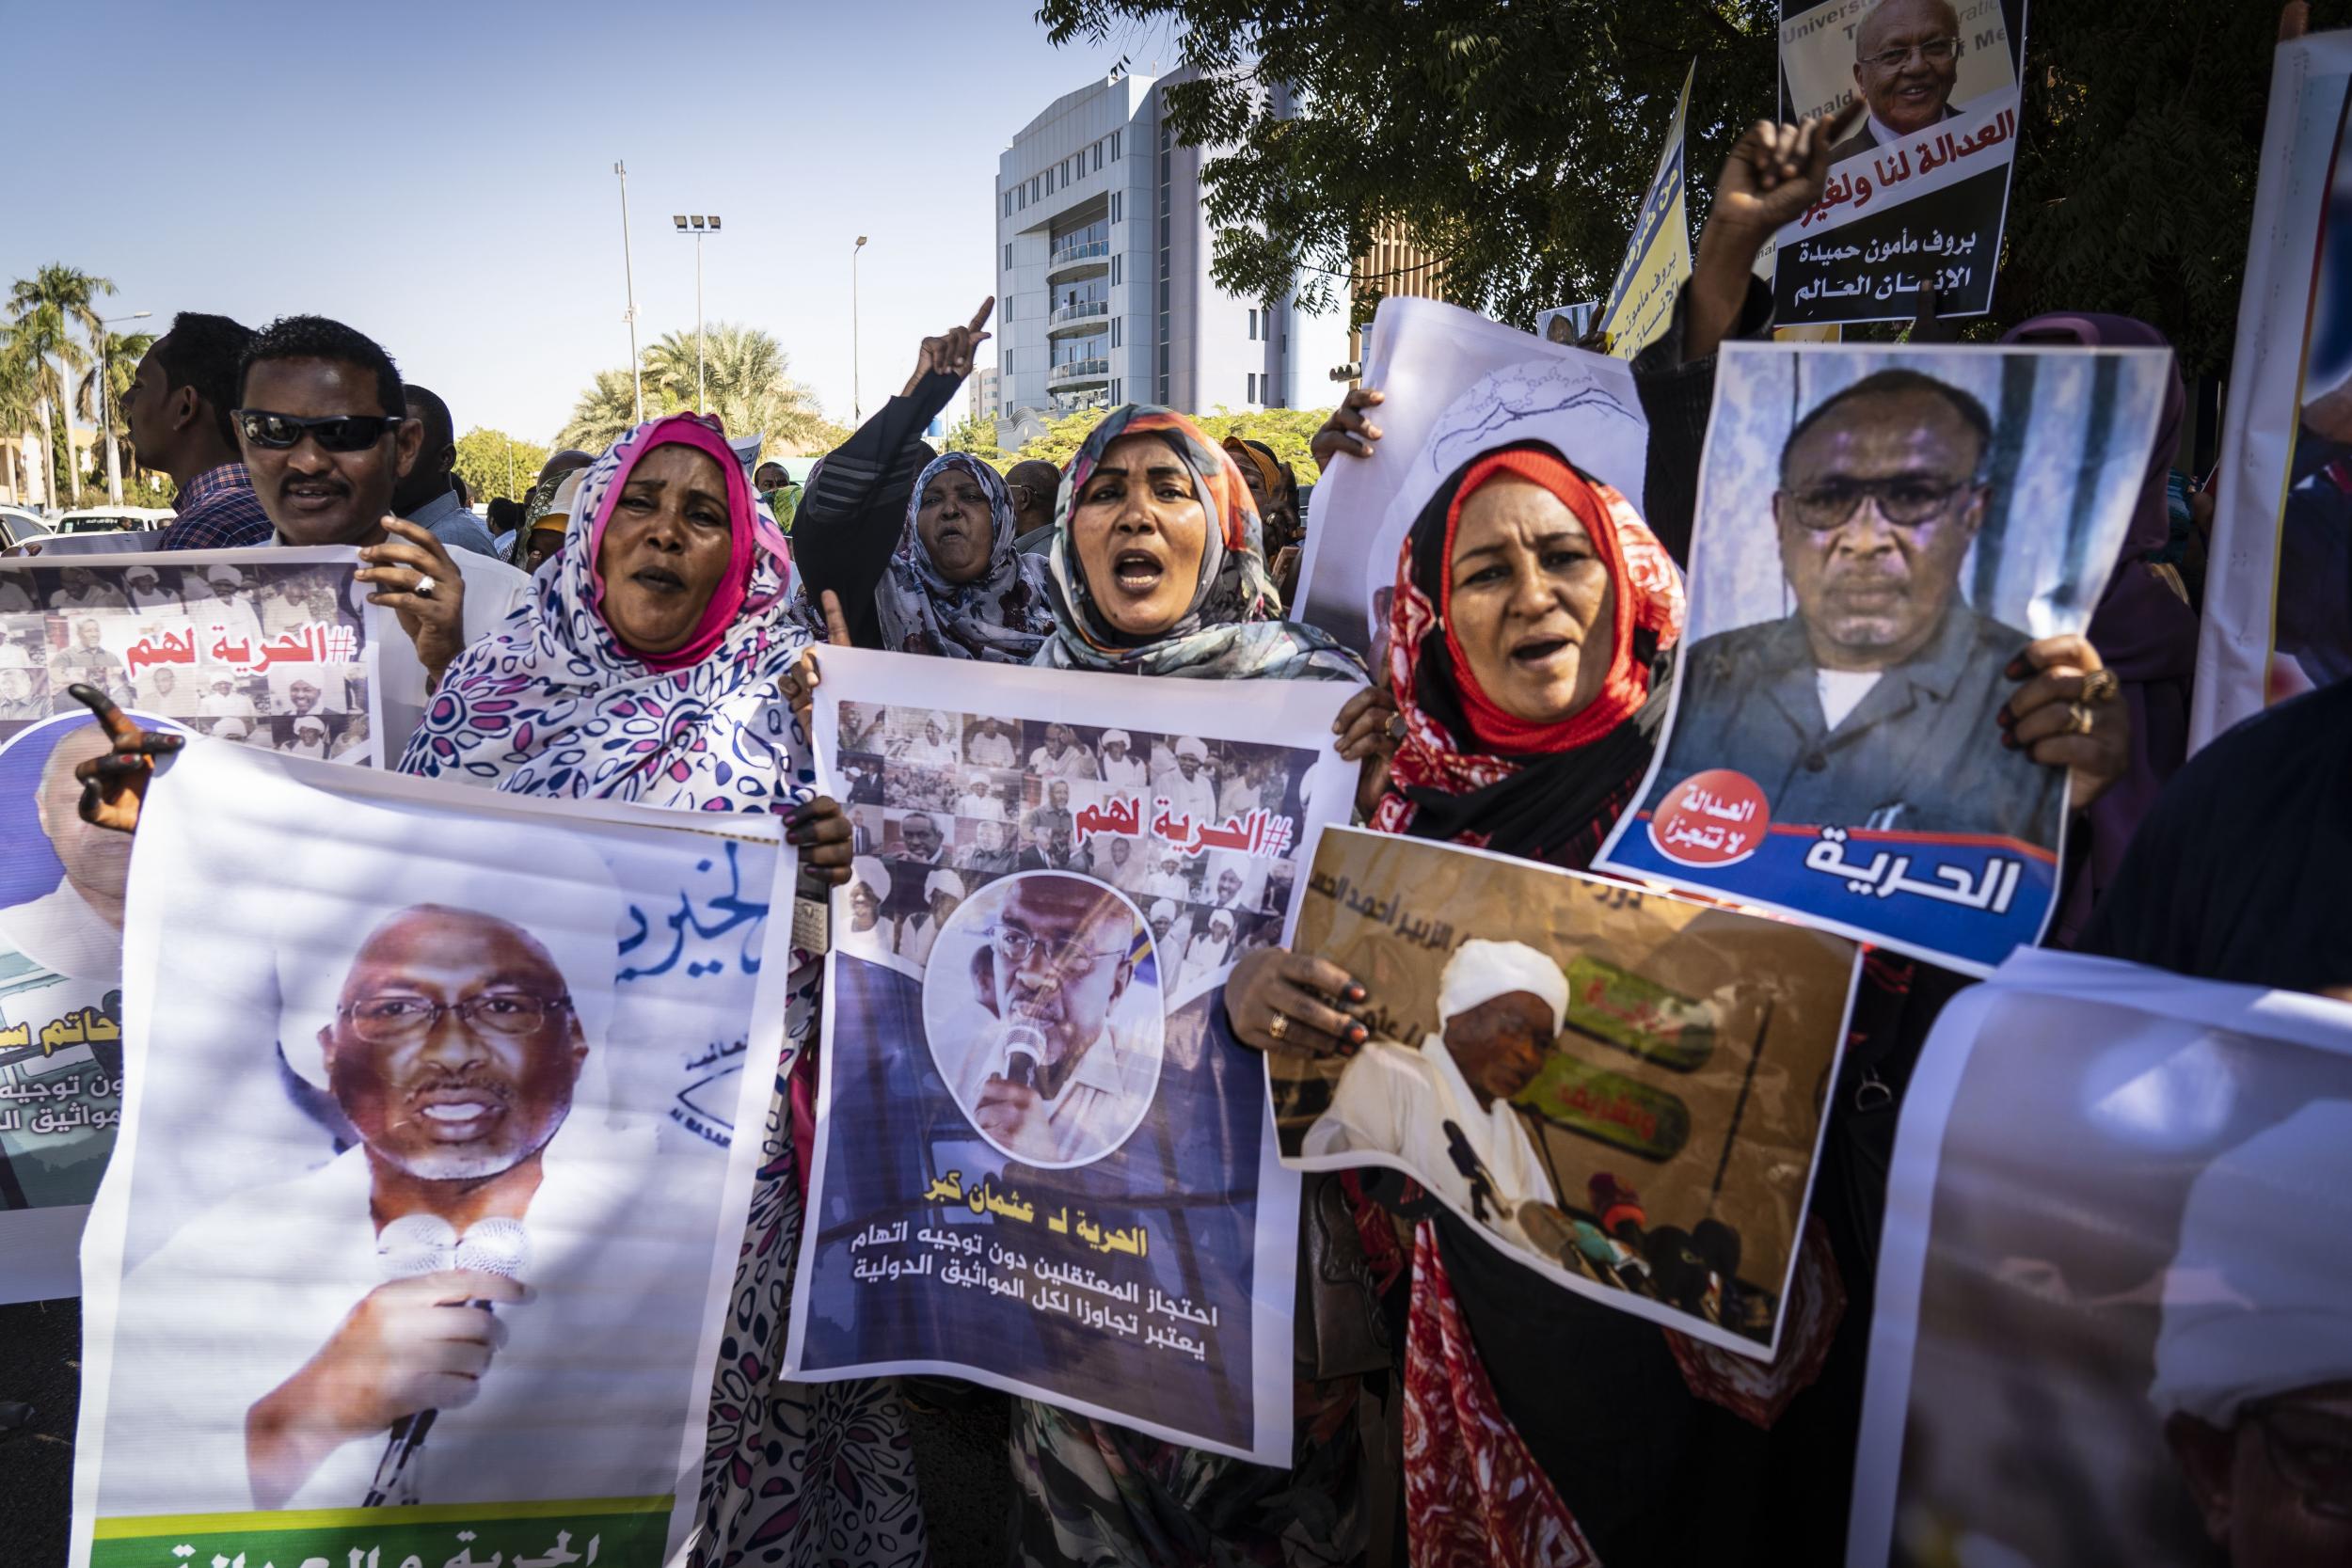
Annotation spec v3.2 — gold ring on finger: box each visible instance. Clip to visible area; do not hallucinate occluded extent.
[2082,669,2120,705]
[2067,702,2094,736]
[1267,1010,1290,1044]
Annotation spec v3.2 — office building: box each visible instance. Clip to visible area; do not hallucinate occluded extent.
[993,67,1351,436]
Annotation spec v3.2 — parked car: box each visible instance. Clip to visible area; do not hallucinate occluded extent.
[55,506,176,535]
[0,505,54,549]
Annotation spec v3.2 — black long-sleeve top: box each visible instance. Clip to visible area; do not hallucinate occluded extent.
[788,370,963,649]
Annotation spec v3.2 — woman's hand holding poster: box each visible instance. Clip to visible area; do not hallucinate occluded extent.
[1596,341,2173,973]
[1271,826,1858,1361]
[71,740,790,1568]
[787,647,1359,1464]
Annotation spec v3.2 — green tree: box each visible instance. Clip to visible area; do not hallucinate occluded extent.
[1041,0,2293,374]
[0,341,50,505]
[8,264,115,500]
[453,427,552,505]
[560,325,843,459]
[941,411,1008,468]
[1006,405,1331,483]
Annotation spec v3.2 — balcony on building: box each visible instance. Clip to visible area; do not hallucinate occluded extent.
[1047,210,1111,282]
[1047,298,1111,335]
[1047,356,1110,389]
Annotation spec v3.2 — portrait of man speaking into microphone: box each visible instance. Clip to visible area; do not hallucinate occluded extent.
[925,870,1163,1169]
[94,817,720,1521]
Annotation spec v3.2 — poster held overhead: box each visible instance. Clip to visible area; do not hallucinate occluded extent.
[1596,61,1697,358]
[1771,0,2027,326]
[1846,947,2352,1567]
[1272,826,1859,1361]
[1594,341,2172,974]
[788,647,1359,1464]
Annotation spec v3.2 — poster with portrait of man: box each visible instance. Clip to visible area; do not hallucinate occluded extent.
[1847,948,2352,1568]
[1596,342,2171,973]
[1274,828,1859,1361]
[71,741,792,1568]
[2194,37,2352,746]
[0,548,383,763]
[789,647,1360,1464]
[1771,0,2027,325]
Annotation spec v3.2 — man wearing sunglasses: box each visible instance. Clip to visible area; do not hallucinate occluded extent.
[1825,0,1968,166]
[1677,369,2116,843]
[233,315,529,750]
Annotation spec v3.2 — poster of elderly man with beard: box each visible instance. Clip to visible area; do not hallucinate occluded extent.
[1770,0,2027,325]
[70,741,791,1568]
[1847,948,2352,1568]
[787,648,1358,1465]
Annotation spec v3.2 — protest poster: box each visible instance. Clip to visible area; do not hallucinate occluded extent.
[787,647,1360,1463]
[1272,827,1858,1360]
[1595,341,2170,973]
[71,740,790,1568]
[1534,301,1599,345]
[0,548,383,760]
[1291,294,1649,656]
[0,550,384,1304]
[1846,947,2352,1567]
[1595,61,1696,359]
[2192,35,2352,747]
[1771,0,2027,325]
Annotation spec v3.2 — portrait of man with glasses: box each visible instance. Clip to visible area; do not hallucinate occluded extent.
[1825,0,1969,165]
[925,870,1161,1167]
[1673,366,2062,843]
[101,890,712,1513]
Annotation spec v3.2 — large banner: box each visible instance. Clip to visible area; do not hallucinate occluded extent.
[787,648,1359,1463]
[1595,341,2171,973]
[0,549,386,1305]
[1772,0,2027,325]
[1596,61,1696,359]
[1272,828,1858,1359]
[71,742,788,1568]
[1847,947,2352,1566]
[1291,296,1648,657]
[2193,35,2352,746]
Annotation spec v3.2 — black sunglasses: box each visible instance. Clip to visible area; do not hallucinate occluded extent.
[232,409,405,452]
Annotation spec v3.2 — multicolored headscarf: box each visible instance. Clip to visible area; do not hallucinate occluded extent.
[1039,404,1359,683]
[1374,442,1685,865]
[397,412,816,814]
[873,451,1057,662]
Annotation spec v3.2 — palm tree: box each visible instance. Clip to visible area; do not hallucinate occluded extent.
[8,264,114,505]
[555,368,648,455]
[0,343,46,505]
[2,306,80,506]
[560,324,839,461]
[78,328,156,494]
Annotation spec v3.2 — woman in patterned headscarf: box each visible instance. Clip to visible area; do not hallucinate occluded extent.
[870,450,1057,660]
[398,411,931,1567]
[1010,404,1380,1568]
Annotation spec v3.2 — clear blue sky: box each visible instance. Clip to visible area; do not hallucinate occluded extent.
[8,0,1173,446]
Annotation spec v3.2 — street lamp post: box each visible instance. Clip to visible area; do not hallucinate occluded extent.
[673,214,722,415]
[615,161,644,424]
[852,235,868,423]
[99,309,151,507]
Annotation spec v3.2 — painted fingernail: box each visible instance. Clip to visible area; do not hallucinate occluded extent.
[1995,707,2013,727]
[2005,657,2026,678]
[1344,983,1367,1003]
[2000,733,2018,750]
[1346,1022,1368,1045]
